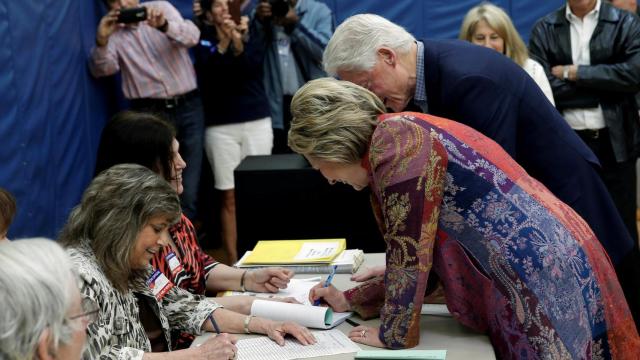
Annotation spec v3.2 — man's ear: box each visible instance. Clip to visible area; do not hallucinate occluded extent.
[377,47,396,66]
[36,328,55,360]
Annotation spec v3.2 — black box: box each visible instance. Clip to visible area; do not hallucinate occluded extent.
[234,154,385,254]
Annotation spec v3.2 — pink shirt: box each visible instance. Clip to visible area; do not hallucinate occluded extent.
[89,1,200,99]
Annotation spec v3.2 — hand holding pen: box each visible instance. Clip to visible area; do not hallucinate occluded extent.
[314,265,338,306]
[308,266,352,312]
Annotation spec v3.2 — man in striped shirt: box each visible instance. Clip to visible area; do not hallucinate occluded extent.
[90,0,203,220]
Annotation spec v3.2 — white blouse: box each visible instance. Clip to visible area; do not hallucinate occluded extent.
[523,58,556,106]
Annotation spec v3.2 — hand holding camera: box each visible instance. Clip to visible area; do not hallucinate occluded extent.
[96,9,120,47]
[146,7,168,31]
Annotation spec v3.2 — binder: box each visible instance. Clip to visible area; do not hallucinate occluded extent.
[241,239,347,265]
[236,249,364,274]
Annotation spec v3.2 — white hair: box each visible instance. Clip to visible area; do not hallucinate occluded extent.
[0,238,76,360]
[323,14,416,76]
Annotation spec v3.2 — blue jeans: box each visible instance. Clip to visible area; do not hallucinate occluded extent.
[131,93,204,219]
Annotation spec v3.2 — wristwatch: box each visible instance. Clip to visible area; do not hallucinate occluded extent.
[563,66,570,81]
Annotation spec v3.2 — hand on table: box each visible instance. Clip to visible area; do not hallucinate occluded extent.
[350,265,386,282]
[196,332,238,359]
[265,320,316,346]
[348,325,384,347]
[246,268,293,293]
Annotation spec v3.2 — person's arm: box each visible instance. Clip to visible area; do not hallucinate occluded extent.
[288,3,333,63]
[203,307,316,346]
[149,1,200,47]
[89,9,121,77]
[368,116,446,349]
[528,21,599,109]
[573,17,640,93]
[527,59,556,106]
[205,264,293,293]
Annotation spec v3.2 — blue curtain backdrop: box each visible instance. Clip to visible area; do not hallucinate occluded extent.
[0,0,565,239]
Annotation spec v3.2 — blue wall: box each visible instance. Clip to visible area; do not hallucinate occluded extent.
[0,0,565,239]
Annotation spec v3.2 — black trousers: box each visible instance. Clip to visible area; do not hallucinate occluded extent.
[272,95,294,154]
[577,128,640,331]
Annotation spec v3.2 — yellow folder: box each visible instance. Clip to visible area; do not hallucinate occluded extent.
[243,239,347,265]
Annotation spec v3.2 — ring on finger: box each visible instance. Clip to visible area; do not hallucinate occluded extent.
[361,329,367,338]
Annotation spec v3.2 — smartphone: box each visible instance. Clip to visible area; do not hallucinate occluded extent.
[228,0,242,24]
[117,7,148,24]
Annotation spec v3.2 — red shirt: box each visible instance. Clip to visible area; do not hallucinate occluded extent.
[151,213,219,348]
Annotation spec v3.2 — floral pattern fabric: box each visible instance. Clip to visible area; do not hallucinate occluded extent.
[67,242,221,360]
[344,112,640,358]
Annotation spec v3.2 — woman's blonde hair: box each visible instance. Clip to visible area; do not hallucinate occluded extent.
[459,2,529,67]
[288,78,386,163]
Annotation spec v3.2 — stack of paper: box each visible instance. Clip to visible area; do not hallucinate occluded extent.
[241,239,347,265]
[236,249,364,274]
[233,329,360,360]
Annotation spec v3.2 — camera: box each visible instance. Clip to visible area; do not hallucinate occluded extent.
[268,0,290,18]
[117,7,148,24]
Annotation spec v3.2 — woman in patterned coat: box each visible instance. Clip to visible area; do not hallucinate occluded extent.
[60,164,315,360]
[291,78,640,359]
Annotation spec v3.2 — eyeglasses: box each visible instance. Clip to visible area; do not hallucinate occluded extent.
[68,297,100,324]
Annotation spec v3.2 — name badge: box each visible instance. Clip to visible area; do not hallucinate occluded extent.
[147,270,173,301]
[166,252,184,278]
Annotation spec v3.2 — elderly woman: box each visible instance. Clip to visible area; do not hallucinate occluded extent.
[0,238,89,360]
[459,3,554,105]
[60,164,314,359]
[95,111,295,349]
[295,78,640,358]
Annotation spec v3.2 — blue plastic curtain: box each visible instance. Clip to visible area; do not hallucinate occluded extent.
[0,0,565,239]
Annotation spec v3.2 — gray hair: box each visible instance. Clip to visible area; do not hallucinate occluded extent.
[0,238,76,360]
[59,164,181,293]
[323,14,416,76]
[288,77,385,163]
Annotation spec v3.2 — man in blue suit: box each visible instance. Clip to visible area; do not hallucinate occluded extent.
[323,14,640,327]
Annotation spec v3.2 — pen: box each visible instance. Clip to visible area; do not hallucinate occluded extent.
[209,314,221,334]
[345,318,361,327]
[314,265,338,306]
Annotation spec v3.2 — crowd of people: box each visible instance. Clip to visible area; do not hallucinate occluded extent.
[1,0,640,359]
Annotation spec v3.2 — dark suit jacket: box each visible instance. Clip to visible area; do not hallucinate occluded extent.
[417,39,634,263]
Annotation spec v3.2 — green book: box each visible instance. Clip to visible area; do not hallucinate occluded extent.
[355,350,447,359]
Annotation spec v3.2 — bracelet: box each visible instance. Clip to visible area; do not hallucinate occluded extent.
[243,315,255,334]
[240,270,247,292]
[563,66,570,81]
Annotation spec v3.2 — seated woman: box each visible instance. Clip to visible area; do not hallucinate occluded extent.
[459,3,555,105]
[0,238,88,360]
[95,111,293,348]
[291,78,640,357]
[60,164,314,359]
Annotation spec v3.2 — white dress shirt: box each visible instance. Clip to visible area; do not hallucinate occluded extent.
[563,0,607,130]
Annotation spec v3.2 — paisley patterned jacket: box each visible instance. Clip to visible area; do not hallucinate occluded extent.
[344,113,639,358]
[67,242,221,359]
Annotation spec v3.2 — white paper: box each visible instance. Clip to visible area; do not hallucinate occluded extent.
[293,242,341,261]
[225,277,321,305]
[235,329,361,360]
[251,299,351,329]
[421,304,452,317]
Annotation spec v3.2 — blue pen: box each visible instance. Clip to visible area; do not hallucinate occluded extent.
[314,265,338,306]
[209,314,221,334]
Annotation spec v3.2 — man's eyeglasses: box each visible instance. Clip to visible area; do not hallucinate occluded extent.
[68,297,100,324]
